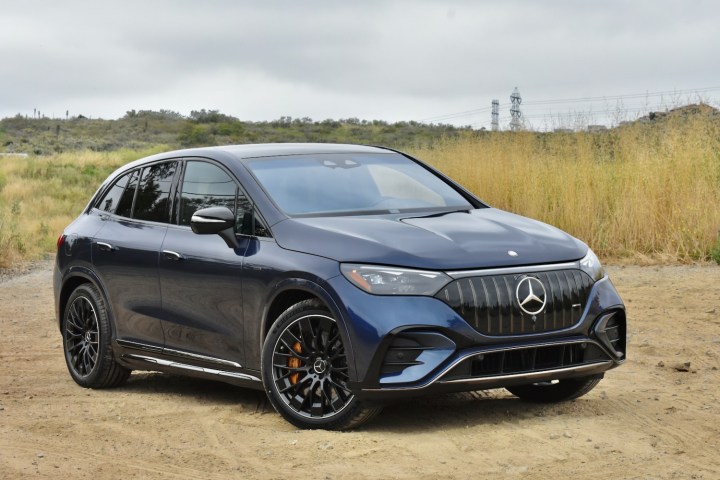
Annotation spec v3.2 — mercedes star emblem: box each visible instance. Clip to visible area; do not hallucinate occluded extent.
[515,276,547,315]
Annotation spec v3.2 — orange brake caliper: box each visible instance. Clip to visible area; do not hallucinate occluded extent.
[288,342,303,385]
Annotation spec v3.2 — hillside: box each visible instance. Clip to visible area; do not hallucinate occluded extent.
[0,109,472,155]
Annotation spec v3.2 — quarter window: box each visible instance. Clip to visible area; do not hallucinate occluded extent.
[115,170,139,218]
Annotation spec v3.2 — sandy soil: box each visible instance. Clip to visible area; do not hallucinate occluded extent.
[0,261,718,479]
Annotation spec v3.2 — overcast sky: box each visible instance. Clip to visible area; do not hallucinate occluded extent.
[1,0,718,128]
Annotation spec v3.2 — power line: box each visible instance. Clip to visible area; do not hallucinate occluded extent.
[521,86,720,106]
[420,86,720,126]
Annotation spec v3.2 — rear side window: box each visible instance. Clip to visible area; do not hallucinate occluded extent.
[134,162,178,223]
[96,171,133,214]
[179,161,237,226]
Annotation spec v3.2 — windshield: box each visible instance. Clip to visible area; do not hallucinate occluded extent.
[247,153,474,216]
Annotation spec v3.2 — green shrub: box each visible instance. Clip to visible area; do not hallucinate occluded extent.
[711,238,720,265]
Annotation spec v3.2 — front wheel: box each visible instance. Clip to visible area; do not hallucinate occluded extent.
[261,299,381,430]
[506,374,603,403]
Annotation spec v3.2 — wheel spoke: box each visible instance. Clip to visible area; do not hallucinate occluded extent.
[324,331,340,355]
[278,338,310,361]
[327,378,352,395]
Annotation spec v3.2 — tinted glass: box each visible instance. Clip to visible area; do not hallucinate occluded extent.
[247,153,472,216]
[115,170,139,218]
[97,171,131,213]
[179,161,237,226]
[134,162,178,223]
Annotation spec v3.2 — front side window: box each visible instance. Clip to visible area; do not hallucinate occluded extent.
[247,153,473,217]
[134,162,178,223]
[179,161,269,236]
[179,161,237,226]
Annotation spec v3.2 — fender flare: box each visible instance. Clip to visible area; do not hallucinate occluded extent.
[260,276,357,380]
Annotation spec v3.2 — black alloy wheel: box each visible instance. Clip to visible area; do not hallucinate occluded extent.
[62,284,131,388]
[262,300,381,430]
[65,294,100,377]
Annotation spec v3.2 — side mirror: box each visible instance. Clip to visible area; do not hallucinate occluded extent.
[190,206,239,249]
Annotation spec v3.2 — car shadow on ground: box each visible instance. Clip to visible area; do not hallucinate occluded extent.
[365,390,613,433]
[119,371,269,409]
[115,372,611,431]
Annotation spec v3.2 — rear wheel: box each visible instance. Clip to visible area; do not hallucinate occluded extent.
[261,299,381,430]
[62,284,130,388]
[506,375,603,403]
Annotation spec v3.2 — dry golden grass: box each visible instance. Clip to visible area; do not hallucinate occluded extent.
[0,147,166,268]
[1,115,719,268]
[410,114,720,263]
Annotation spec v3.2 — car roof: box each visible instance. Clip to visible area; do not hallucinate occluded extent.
[115,143,394,173]
[213,143,392,160]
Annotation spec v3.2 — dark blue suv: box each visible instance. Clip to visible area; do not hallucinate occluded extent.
[54,143,626,430]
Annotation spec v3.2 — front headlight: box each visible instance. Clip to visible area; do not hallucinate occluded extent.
[340,264,451,296]
[579,248,605,281]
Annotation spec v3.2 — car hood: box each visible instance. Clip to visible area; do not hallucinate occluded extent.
[271,208,587,270]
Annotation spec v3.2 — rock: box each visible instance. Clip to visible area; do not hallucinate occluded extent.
[657,361,665,367]
[706,308,716,314]
[549,433,561,440]
[563,431,572,438]
[672,362,692,372]
[599,391,608,399]
[318,443,333,450]
[37,452,44,458]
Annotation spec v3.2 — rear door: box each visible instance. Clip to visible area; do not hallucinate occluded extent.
[92,160,179,349]
[158,159,253,367]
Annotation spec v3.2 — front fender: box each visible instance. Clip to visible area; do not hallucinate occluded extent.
[259,276,358,380]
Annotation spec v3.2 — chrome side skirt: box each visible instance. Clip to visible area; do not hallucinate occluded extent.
[123,353,261,383]
[116,339,242,369]
[163,347,242,369]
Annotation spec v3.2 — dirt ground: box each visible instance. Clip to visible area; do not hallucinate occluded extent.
[0,261,718,479]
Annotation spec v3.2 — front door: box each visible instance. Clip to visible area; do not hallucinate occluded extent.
[158,160,251,367]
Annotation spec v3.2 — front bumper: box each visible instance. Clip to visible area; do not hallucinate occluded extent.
[326,273,626,400]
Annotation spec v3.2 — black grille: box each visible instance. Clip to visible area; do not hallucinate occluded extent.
[604,316,625,355]
[380,336,425,375]
[442,342,610,381]
[435,269,594,336]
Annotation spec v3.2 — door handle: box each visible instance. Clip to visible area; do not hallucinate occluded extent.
[96,242,117,252]
[162,250,184,261]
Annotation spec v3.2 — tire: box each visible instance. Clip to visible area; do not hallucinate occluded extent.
[62,283,131,388]
[506,374,603,403]
[261,299,381,430]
